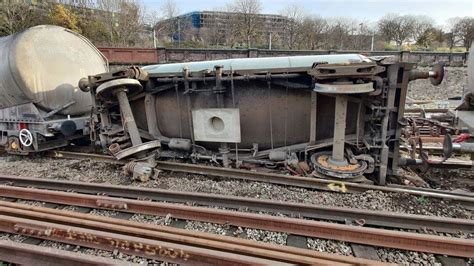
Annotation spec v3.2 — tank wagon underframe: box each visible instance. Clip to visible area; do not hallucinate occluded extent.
[0,103,89,154]
[0,25,107,155]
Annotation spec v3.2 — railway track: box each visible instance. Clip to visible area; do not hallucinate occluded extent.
[0,201,378,265]
[47,150,474,209]
[0,177,472,258]
[0,174,472,234]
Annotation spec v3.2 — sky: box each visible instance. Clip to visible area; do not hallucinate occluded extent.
[142,0,474,26]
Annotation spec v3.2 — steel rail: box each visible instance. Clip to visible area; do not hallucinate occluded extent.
[0,179,472,234]
[0,240,132,266]
[0,240,131,266]
[0,213,290,265]
[0,201,383,265]
[0,185,472,257]
[154,161,474,201]
[46,150,474,208]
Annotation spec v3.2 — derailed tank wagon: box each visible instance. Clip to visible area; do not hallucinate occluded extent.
[0,25,108,154]
[0,25,445,184]
[83,54,444,184]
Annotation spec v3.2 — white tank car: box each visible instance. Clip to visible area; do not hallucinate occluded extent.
[0,25,108,154]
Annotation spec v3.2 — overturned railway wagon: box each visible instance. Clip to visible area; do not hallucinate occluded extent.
[84,53,443,185]
[0,25,107,153]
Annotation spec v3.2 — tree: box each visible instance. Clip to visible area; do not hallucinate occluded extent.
[224,12,241,48]
[228,0,262,48]
[79,19,110,46]
[431,28,446,45]
[297,16,328,50]
[48,4,82,33]
[161,0,179,19]
[154,0,184,46]
[0,2,45,36]
[378,14,415,49]
[95,0,146,47]
[412,16,434,48]
[451,17,474,51]
[280,3,305,49]
[325,17,357,50]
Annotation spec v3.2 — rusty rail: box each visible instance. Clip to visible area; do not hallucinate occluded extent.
[0,201,382,265]
[45,151,474,209]
[0,185,472,257]
[0,213,280,265]
[0,178,472,234]
[0,240,130,266]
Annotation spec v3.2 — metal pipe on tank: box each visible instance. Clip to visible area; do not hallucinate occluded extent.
[214,65,230,167]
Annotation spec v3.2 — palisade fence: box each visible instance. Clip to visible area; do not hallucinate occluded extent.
[98,47,469,66]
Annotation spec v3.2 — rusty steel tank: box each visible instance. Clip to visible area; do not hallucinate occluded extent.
[0,25,107,154]
[0,25,107,115]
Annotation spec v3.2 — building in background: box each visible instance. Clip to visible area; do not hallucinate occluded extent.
[156,11,290,48]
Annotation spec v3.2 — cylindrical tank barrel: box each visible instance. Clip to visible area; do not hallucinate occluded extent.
[132,54,370,149]
[0,25,107,116]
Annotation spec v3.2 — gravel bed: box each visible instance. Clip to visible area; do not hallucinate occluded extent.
[130,213,166,225]
[61,205,80,211]
[0,156,128,184]
[0,155,473,264]
[307,238,353,256]
[185,221,288,245]
[0,233,28,242]
[16,199,48,207]
[408,66,467,101]
[88,209,119,217]
[377,248,437,265]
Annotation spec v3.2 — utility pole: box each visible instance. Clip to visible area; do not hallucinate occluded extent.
[268,32,272,50]
[178,18,181,48]
[371,34,375,51]
[153,28,157,48]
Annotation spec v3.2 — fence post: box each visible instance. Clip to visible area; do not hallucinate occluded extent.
[248,48,258,58]
[400,50,411,62]
[156,47,167,63]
